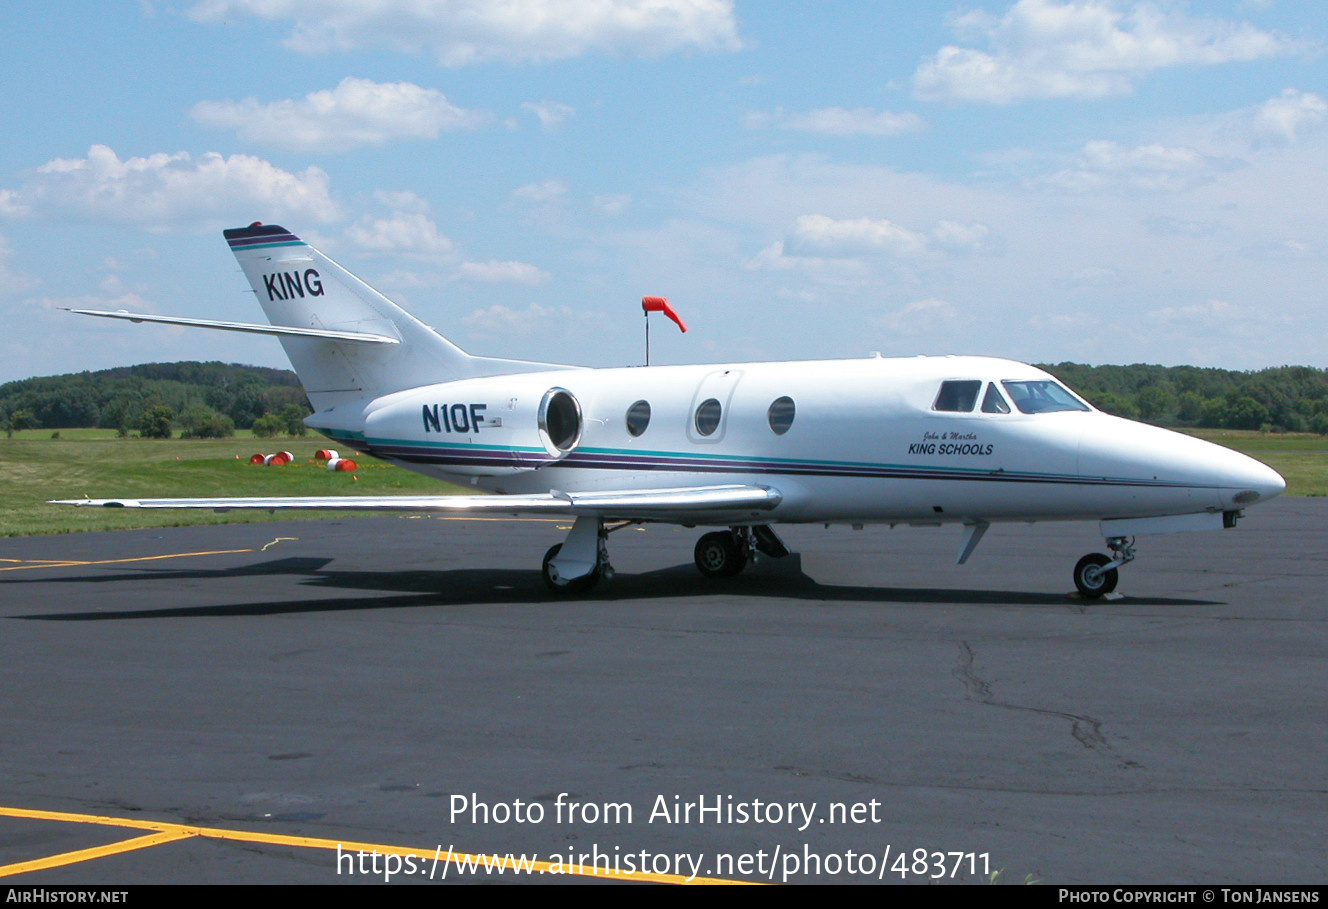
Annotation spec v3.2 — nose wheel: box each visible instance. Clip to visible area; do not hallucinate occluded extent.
[1073,536,1135,598]
[1073,553,1118,597]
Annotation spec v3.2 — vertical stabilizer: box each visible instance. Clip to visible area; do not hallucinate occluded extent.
[224,224,473,412]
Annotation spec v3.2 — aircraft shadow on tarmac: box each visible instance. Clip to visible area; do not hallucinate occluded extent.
[9,554,1219,620]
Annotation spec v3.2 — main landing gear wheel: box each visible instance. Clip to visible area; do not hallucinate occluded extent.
[542,544,600,594]
[1073,553,1118,598]
[694,531,747,579]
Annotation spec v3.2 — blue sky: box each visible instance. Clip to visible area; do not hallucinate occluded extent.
[1,1,1325,383]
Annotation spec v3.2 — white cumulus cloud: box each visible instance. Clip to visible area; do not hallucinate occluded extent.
[748,107,924,137]
[192,78,488,152]
[190,0,742,65]
[913,0,1300,103]
[1250,88,1327,145]
[462,301,563,333]
[1043,139,1223,192]
[0,145,338,227]
[522,101,576,129]
[344,211,456,258]
[781,214,992,260]
[786,214,931,258]
[1147,298,1238,324]
[456,260,550,284]
[594,194,631,216]
[0,235,38,295]
[513,179,569,203]
[876,298,958,336]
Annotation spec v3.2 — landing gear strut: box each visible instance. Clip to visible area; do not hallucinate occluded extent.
[542,516,612,594]
[542,543,601,594]
[1073,536,1135,598]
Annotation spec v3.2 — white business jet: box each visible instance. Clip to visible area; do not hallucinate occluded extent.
[57,223,1285,597]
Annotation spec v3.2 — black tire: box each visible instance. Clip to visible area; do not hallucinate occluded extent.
[1073,553,1118,598]
[542,544,600,594]
[694,531,747,579]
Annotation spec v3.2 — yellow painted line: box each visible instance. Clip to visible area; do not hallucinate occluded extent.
[0,806,753,884]
[0,549,254,573]
[0,829,193,877]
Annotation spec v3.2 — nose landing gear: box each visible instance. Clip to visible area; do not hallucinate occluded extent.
[1073,536,1135,598]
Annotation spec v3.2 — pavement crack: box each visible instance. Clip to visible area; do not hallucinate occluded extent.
[954,642,1120,758]
[953,641,993,702]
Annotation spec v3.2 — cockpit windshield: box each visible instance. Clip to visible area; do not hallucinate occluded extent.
[1000,380,1090,414]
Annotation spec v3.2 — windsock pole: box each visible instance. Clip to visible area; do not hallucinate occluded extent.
[641,296,686,366]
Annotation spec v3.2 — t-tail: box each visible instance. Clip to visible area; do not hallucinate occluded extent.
[224,223,567,414]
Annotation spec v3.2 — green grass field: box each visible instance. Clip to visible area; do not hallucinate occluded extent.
[0,431,466,536]
[1,428,1322,537]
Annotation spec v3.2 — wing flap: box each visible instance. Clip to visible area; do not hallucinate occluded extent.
[50,484,782,520]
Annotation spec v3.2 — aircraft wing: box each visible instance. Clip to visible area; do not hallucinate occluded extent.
[50,484,782,522]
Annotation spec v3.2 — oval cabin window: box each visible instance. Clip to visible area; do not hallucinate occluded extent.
[767,396,795,435]
[694,398,722,436]
[626,400,651,437]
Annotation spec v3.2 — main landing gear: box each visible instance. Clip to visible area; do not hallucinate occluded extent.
[541,518,790,594]
[541,516,613,594]
[693,525,790,579]
[1073,536,1136,598]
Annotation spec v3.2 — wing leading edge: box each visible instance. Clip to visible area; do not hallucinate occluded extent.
[50,484,783,521]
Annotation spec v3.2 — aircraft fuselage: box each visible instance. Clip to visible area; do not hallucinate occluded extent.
[324,354,1283,528]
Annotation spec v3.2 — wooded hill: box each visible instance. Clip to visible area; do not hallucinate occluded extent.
[0,362,309,438]
[1044,363,1328,433]
[2,360,1327,436]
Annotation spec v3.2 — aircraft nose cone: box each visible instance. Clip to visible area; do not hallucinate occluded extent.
[1229,458,1285,506]
[1078,417,1285,512]
[1196,439,1285,509]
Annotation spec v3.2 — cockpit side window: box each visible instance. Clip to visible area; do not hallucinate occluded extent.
[1000,380,1090,414]
[981,383,1011,414]
[933,380,981,412]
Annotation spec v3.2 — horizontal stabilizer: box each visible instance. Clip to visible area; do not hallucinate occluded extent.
[64,309,399,345]
[50,484,782,520]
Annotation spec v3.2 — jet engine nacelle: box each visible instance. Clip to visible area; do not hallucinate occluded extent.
[363,376,586,477]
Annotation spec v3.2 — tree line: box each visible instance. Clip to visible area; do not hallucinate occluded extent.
[3,360,1328,437]
[1041,363,1328,433]
[0,362,311,439]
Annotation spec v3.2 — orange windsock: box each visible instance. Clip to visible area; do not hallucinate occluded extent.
[642,296,687,332]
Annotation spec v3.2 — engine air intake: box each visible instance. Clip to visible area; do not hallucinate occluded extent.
[538,388,583,458]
